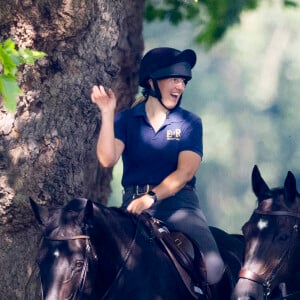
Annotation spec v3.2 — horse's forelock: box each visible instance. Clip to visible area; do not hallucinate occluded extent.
[273,187,300,217]
[42,199,88,237]
[256,188,287,211]
[64,198,88,212]
[271,187,300,212]
[60,198,90,224]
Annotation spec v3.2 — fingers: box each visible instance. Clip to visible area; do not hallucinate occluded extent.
[126,196,155,215]
[99,85,107,95]
[91,85,107,102]
[91,85,117,111]
[91,86,99,103]
[107,88,115,98]
[91,86,98,103]
[127,200,140,214]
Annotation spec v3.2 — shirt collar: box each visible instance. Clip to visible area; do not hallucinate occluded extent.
[133,101,147,117]
[132,100,183,123]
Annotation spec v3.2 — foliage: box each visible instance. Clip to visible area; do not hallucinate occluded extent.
[0,39,46,112]
[110,2,300,232]
[144,0,298,47]
[2,1,297,112]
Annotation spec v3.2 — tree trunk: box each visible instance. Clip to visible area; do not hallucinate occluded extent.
[0,0,144,298]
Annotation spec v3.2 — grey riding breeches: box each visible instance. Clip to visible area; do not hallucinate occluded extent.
[122,187,225,284]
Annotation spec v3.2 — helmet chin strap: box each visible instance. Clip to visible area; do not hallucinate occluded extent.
[151,78,182,111]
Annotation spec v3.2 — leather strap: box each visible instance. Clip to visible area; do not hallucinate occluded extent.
[158,233,204,299]
[124,184,194,195]
[141,214,206,299]
[44,235,90,241]
[255,209,300,219]
[239,268,265,285]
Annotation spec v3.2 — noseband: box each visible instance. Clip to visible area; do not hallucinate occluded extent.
[43,235,94,300]
[239,209,300,300]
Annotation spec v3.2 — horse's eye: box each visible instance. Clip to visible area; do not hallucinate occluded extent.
[277,233,290,242]
[75,261,84,269]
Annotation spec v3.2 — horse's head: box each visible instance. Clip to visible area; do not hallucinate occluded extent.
[30,197,98,300]
[232,165,300,300]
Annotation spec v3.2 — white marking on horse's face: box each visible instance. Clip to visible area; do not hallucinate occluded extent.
[53,249,60,257]
[257,218,268,230]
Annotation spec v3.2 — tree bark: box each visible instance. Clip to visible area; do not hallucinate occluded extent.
[0,0,144,298]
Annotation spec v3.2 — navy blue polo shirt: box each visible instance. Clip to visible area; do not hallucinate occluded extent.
[114,101,203,187]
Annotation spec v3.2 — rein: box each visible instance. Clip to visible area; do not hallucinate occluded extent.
[99,215,142,300]
[239,209,300,300]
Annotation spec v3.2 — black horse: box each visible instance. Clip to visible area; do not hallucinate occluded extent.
[232,165,300,300]
[30,197,244,300]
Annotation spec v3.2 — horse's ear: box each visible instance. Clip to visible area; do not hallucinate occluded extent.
[252,165,271,201]
[82,199,94,228]
[284,171,297,205]
[29,197,50,226]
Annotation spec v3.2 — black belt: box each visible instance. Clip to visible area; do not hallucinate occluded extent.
[124,184,194,195]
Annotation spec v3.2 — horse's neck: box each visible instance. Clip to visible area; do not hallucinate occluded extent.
[89,207,139,294]
[93,206,137,255]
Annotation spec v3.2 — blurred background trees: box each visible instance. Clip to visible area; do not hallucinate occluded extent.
[1,0,299,297]
[110,1,300,233]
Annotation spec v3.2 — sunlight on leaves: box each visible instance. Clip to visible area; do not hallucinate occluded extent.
[0,75,22,112]
[0,38,46,112]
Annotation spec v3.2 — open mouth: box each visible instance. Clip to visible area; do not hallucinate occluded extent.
[170,92,180,101]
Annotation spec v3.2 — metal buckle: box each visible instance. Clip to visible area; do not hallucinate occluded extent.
[135,184,150,195]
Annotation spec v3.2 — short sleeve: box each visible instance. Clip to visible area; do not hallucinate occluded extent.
[114,110,127,143]
[179,116,203,158]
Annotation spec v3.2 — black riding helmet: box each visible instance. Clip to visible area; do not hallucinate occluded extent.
[139,47,197,109]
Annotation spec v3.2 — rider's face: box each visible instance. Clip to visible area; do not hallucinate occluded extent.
[157,77,186,109]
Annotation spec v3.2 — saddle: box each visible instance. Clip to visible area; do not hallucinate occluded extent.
[140,213,210,300]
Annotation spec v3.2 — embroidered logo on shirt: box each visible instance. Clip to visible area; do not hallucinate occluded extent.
[166,129,181,140]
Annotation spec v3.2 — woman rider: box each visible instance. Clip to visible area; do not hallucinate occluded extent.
[91,47,225,293]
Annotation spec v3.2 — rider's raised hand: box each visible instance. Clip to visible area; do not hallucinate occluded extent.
[91,85,116,113]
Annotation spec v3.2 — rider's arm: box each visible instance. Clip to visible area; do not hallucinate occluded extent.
[91,85,124,167]
[152,150,201,200]
[96,111,124,167]
[126,150,201,214]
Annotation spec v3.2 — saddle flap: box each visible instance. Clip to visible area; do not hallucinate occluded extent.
[140,213,209,299]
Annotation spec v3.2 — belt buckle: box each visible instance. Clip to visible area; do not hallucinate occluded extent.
[135,184,150,196]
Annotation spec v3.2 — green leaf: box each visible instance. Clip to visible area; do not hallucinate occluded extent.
[0,74,22,112]
[0,38,46,112]
[0,46,19,76]
[284,0,298,7]
[3,38,23,65]
[19,48,46,65]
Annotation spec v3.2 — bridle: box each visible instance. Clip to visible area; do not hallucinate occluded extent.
[36,215,141,300]
[239,209,300,300]
[42,234,95,300]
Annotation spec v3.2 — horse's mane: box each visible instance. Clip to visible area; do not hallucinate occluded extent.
[66,198,134,218]
[42,198,138,239]
[92,201,138,222]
